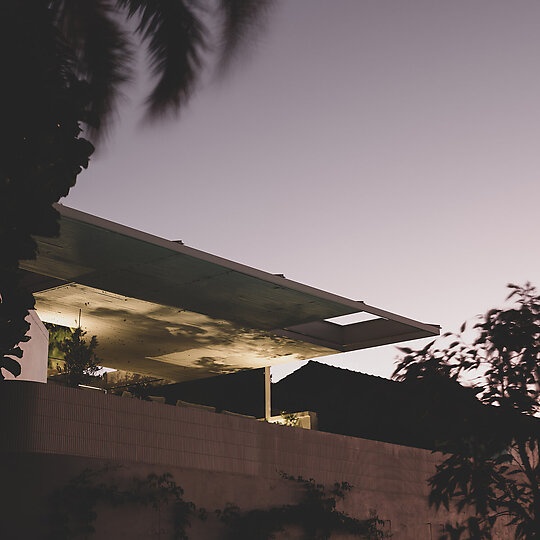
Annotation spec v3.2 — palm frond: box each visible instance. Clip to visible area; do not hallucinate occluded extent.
[117,0,207,119]
[54,0,133,138]
[217,0,273,73]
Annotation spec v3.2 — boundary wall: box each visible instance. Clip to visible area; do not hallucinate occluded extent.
[0,382,512,539]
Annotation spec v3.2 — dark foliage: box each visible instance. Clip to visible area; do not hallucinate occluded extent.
[51,0,274,135]
[48,467,201,540]
[216,472,388,540]
[0,2,94,379]
[50,467,386,539]
[56,327,101,387]
[393,284,540,539]
[45,322,75,369]
[52,0,133,134]
[218,0,274,72]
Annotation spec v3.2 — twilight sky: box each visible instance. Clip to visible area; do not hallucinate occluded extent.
[65,0,540,381]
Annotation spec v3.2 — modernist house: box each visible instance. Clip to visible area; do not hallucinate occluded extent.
[17,204,439,410]
[2,204,501,539]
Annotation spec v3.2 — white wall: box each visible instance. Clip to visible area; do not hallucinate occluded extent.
[2,310,48,383]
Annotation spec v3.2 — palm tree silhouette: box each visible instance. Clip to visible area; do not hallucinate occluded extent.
[51,0,273,135]
[0,0,273,377]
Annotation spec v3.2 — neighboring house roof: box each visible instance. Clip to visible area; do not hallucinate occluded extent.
[146,368,266,418]
[273,361,537,450]
[20,204,439,381]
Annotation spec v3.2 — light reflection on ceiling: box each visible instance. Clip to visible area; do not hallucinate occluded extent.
[35,283,336,381]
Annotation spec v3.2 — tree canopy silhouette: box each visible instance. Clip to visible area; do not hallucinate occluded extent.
[394,283,540,539]
[0,0,273,379]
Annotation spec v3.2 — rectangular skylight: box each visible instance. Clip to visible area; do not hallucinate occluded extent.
[324,312,380,326]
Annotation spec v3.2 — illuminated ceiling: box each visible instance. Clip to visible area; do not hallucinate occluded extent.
[20,204,440,381]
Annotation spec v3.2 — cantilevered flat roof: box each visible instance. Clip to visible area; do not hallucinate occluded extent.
[20,205,439,381]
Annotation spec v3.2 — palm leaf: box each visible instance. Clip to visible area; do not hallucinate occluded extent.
[217,0,273,72]
[52,0,133,137]
[117,0,207,118]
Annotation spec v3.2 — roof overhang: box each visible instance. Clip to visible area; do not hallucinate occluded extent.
[20,205,440,381]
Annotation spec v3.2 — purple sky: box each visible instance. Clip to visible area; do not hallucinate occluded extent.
[65,0,540,381]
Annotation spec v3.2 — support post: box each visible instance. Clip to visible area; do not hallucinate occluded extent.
[265,366,271,421]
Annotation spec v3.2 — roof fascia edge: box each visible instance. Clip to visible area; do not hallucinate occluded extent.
[276,324,437,353]
[53,204,439,334]
[358,302,440,335]
[341,329,437,351]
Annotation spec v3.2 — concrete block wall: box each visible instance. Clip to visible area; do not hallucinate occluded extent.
[0,382,513,539]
